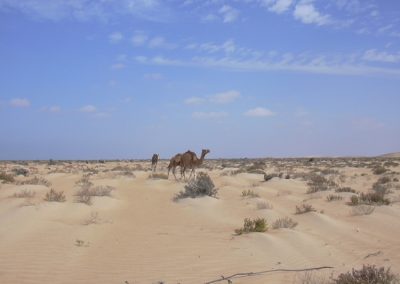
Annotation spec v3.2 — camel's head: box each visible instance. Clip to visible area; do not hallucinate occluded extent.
[202,149,210,156]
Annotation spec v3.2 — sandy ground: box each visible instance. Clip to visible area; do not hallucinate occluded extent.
[1,158,400,283]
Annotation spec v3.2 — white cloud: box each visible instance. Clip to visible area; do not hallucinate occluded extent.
[40,106,61,113]
[148,36,176,49]
[293,1,330,25]
[109,32,123,43]
[219,5,239,23]
[262,0,293,14]
[143,73,164,80]
[185,97,206,105]
[244,107,276,117]
[210,90,240,104]
[111,63,126,70]
[363,49,400,63]
[132,31,148,46]
[80,105,97,113]
[192,111,228,119]
[10,98,30,108]
[186,40,236,54]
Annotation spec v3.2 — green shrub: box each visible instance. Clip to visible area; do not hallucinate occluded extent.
[235,217,268,235]
[174,172,217,200]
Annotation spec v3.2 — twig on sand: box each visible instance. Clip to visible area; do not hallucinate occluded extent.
[204,266,334,284]
[364,251,382,259]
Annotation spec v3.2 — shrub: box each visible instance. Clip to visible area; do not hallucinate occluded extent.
[0,172,15,183]
[75,187,92,205]
[174,172,218,200]
[336,187,356,193]
[349,195,359,206]
[272,217,298,229]
[235,217,268,235]
[327,194,343,202]
[351,205,375,216]
[44,188,66,202]
[257,201,273,210]
[306,174,337,194]
[242,189,260,198]
[360,192,390,205]
[75,185,114,205]
[18,176,52,187]
[90,185,114,196]
[12,168,29,176]
[264,173,278,181]
[12,189,35,198]
[373,166,388,175]
[150,173,168,179]
[295,204,316,214]
[334,265,399,284]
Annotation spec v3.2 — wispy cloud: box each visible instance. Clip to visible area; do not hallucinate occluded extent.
[210,90,240,104]
[363,49,400,63]
[80,105,97,113]
[192,111,228,119]
[219,5,239,23]
[132,31,148,46]
[41,105,61,113]
[185,97,206,105]
[109,32,123,43]
[244,107,276,117]
[10,98,30,108]
[261,0,293,14]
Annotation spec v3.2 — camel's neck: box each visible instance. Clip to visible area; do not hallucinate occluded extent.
[196,152,207,165]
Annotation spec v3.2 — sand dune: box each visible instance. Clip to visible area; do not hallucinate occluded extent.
[1,158,400,283]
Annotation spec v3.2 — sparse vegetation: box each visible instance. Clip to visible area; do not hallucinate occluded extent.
[235,217,268,235]
[44,188,66,202]
[348,193,390,206]
[264,173,278,181]
[150,173,168,179]
[11,189,35,198]
[295,203,316,214]
[334,265,399,284]
[351,205,375,216]
[12,168,29,176]
[373,166,388,175]
[0,172,15,183]
[174,172,218,200]
[75,185,114,205]
[336,187,356,193]
[18,176,51,187]
[256,201,273,210]
[306,174,338,194]
[272,217,298,229]
[241,189,260,198]
[326,194,343,202]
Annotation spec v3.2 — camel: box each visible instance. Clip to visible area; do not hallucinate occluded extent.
[167,153,182,180]
[151,153,159,173]
[180,149,210,180]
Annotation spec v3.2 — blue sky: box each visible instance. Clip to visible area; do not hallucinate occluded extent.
[0,0,399,159]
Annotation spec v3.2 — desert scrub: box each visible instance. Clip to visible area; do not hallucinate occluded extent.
[0,172,15,183]
[256,201,273,210]
[149,173,168,179]
[272,217,298,229]
[326,194,343,202]
[335,187,356,193]
[11,189,35,198]
[351,205,375,216]
[12,168,29,176]
[241,189,260,198]
[295,203,316,214]
[75,185,114,205]
[44,188,66,202]
[334,265,399,284]
[174,172,217,200]
[18,176,52,187]
[348,192,390,206]
[373,166,388,175]
[264,173,278,181]
[235,217,268,235]
[307,174,337,194]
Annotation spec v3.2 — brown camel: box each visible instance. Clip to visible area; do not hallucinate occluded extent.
[167,153,182,180]
[180,149,210,180]
[151,153,159,173]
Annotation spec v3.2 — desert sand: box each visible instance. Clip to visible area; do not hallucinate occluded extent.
[1,158,400,283]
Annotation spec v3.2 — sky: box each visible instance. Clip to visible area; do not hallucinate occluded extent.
[0,0,399,160]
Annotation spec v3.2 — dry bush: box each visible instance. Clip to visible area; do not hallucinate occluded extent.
[373,166,388,175]
[12,168,29,176]
[150,173,168,179]
[307,174,338,194]
[242,189,260,198]
[0,172,15,183]
[351,205,375,216]
[12,189,35,198]
[82,212,100,225]
[75,175,93,188]
[295,203,316,214]
[296,271,332,284]
[257,201,273,210]
[174,172,218,200]
[327,194,343,202]
[264,173,278,181]
[90,185,114,196]
[235,217,268,235]
[272,217,298,229]
[75,187,92,205]
[349,193,390,206]
[44,188,66,202]
[75,185,114,205]
[336,187,356,193]
[18,176,52,187]
[334,265,399,284]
